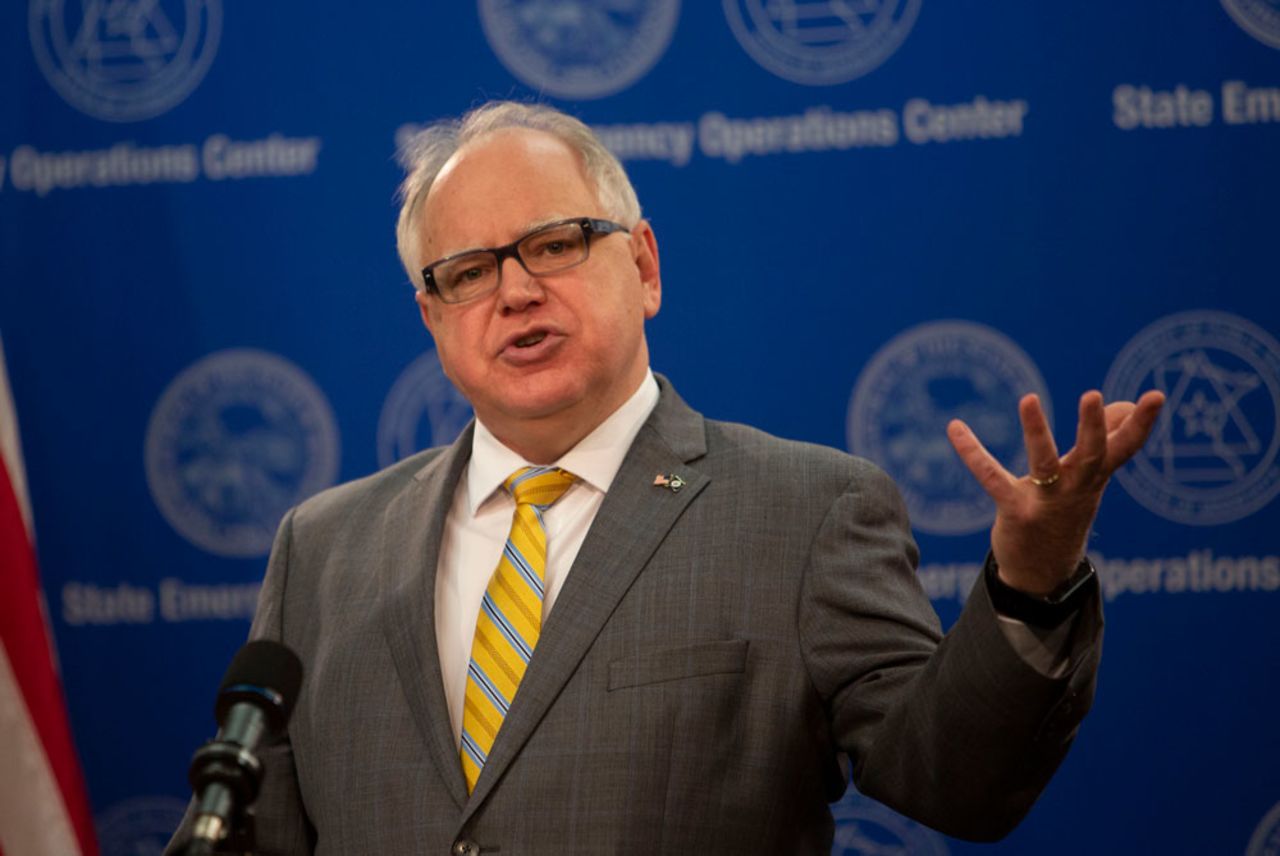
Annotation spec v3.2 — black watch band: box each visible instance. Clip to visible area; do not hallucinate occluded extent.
[983,552,1098,629]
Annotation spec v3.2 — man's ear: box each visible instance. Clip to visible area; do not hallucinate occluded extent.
[631,220,662,319]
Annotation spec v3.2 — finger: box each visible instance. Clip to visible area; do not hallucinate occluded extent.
[1104,390,1166,472]
[1103,401,1136,432]
[1019,394,1061,481]
[1071,390,1107,474]
[947,418,1018,505]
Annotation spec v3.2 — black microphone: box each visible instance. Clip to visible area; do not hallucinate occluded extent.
[185,640,303,855]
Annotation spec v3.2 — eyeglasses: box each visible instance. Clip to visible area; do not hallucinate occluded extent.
[420,217,630,304]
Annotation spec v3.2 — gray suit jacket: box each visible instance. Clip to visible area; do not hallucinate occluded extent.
[171,378,1101,855]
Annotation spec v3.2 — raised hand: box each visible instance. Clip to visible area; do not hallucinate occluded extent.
[946,389,1165,596]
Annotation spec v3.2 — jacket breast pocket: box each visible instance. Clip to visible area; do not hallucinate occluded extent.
[606,639,749,691]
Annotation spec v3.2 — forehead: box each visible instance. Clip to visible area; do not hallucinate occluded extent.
[420,128,602,257]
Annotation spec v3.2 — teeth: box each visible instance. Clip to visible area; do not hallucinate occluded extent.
[516,332,547,347]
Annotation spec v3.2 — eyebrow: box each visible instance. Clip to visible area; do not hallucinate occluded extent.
[431,215,572,263]
[515,215,570,236]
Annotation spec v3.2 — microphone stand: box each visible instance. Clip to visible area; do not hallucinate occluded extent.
[181,721,264,855]
[182,810,256,856]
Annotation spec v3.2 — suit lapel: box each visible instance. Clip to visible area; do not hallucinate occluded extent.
[377,425,475,810]
[463,380,710,816]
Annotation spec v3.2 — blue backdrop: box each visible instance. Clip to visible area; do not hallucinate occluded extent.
[4,2,1279,853]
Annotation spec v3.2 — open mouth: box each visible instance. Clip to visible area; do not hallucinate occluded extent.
[514,331,547,348]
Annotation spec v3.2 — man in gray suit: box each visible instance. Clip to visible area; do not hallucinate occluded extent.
[171,101,1162,855]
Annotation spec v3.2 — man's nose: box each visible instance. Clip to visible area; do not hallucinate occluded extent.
[497,256,545,313]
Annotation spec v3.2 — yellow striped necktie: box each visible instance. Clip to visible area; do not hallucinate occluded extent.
[460,465,577,793]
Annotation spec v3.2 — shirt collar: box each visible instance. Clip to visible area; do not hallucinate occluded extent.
[466,370,660,515]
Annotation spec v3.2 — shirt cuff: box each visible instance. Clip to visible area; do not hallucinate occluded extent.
[995,612,1080,678]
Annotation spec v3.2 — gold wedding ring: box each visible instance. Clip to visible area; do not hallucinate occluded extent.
[1029,471,1062,488]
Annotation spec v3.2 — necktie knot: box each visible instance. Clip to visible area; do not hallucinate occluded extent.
[504,466,577,509]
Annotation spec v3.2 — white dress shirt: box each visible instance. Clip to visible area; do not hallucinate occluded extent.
[434,371,661,746]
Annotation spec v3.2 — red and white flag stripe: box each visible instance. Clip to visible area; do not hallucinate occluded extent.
[0,339,98,856]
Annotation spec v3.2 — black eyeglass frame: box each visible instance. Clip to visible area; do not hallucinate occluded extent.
[420,217,630,303]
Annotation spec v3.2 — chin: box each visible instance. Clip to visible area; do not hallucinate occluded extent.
[488,375,587,421]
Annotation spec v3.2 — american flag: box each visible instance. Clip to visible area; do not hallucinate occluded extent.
[0,335,98,856]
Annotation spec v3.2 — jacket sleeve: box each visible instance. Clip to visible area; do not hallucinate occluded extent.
[797,460,1103,842]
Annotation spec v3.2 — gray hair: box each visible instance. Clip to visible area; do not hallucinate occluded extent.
[394,101,643,289]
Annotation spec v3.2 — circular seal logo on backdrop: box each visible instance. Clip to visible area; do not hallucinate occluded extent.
[1221,0,1280,49]
[723,0,922,86]
[29,0,221,122]
[377,351,473,468]
[477,0,681,99]
[145,349,340,557]
[1103,310,1280,526]
[848,320,1051,536]
[830,790,950,856]
[1249,800,1280,856]
[96,796,190,856]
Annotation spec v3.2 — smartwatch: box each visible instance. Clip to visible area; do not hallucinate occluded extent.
[983,552,1098,629]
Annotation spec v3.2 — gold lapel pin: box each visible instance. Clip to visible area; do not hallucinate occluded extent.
[653,473,686,492]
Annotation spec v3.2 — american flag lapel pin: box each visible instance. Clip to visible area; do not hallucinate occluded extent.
[653,473,686,492]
